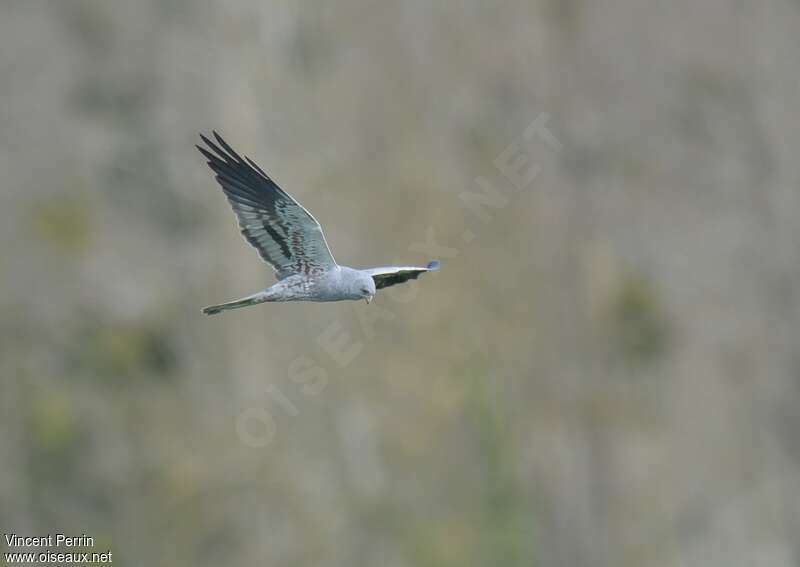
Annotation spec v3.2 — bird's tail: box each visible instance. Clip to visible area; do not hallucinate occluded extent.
[202,290,272,316]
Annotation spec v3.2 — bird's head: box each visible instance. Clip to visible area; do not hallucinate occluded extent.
[356,273,376,304]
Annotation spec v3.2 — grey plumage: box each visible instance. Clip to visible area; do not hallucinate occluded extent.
[198,132,440,315]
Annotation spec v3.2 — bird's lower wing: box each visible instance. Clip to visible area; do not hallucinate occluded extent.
[363,260,440,289]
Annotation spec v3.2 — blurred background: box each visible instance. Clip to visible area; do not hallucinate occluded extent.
[1,1,799,566]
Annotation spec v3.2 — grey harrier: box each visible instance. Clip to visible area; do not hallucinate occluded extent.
[197,132,440,315]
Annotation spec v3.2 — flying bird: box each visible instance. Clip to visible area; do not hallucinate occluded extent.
[197,132,440,315]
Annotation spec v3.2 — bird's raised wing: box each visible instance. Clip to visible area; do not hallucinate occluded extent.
[363,261,441,290]
[197,131,336,279]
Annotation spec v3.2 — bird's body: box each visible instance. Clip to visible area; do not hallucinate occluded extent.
[197,132,439,315]
[203,266,380,314]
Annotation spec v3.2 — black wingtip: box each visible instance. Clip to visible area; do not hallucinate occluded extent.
[213,131,243,161]
[196,144,219,166]
[427,260,441,270]
[198,133,220,156]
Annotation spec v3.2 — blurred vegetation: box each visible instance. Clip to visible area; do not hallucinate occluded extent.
[2,2,800,567]
[28,193,94,255]
[611,274,669,366]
